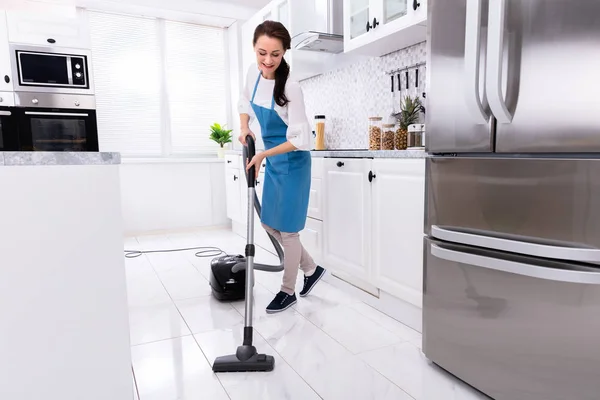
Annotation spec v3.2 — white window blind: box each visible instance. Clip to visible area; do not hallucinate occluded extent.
[164,21,227,155]
[87,11,229,158]
[88,11,163,157]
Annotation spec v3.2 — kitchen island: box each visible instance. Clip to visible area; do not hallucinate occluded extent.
[0,152,133,400]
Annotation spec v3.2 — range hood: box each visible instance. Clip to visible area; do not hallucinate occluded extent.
[291,0,344,54]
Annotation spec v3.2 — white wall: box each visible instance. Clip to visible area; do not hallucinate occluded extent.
[119,160,228,235]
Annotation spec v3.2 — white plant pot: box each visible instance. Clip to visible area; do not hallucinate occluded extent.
[217,147,225,158]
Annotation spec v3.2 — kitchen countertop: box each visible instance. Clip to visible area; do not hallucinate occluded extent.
[310,149,426,158]
[0,152,121,166]
[225,149,426,159]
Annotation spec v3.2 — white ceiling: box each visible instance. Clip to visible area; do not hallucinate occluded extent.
[216,0,271,8]
[77,0,267,27]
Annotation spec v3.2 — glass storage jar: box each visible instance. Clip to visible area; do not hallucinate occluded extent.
[314,115,326,150]
[368,117,383,150]
[382,124,396,150]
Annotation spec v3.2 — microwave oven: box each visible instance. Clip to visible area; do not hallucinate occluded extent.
[10,44,94,95]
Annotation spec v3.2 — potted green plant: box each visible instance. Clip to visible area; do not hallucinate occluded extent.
[209,122,233,158]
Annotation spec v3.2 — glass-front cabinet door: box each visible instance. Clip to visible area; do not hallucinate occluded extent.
[384,0,408,24]
[277,1,289,30]
[348,0,371,39]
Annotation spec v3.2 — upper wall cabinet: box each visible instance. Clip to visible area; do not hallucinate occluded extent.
[5,8,91,49]
[0,12,12,93]
[343,0,427,56]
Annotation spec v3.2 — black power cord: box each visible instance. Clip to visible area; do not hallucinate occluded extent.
[124,246,226,259]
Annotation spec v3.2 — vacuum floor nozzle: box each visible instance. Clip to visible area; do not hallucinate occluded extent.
[212,348,275,373]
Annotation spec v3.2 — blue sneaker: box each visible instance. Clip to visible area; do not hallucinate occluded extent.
[300,266,326,297]
[266,291,297,314]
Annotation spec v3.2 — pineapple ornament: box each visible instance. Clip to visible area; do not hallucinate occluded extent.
[395,95,422,150]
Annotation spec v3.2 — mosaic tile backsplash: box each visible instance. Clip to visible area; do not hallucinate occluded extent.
[300,41,427,150]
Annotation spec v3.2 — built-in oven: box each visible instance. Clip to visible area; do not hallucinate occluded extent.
[12,92,98,152]
[0,106,18,151]
[10,44,94,95]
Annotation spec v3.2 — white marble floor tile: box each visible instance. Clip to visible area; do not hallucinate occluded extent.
[261,312,352,371]
[350,302,422,342]
[175,295,243,334]
[135,234,172,249]
[301,354,413,400]
[145,252,193,273]
[124,254,157,282]
[157,263,213,300]
[129,303,191,346]
[293,280,361,316]
[131,336,229,400]
[126,269,172,308]
[304,303,404,354]
[360,342,490,400]
[195,324,321,400]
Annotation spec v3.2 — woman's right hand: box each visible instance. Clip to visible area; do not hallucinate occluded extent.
[239,128,256,146]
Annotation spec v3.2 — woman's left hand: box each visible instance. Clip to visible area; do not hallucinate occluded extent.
[246,153,265,179]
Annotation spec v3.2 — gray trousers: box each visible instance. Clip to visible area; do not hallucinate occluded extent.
[262,223,317,295]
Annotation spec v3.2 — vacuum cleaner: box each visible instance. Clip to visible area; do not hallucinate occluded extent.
[211,135,284,373]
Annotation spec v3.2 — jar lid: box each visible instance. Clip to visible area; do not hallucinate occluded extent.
[369,117,383,121]
[315,115,326,119]
[382,124,395,128]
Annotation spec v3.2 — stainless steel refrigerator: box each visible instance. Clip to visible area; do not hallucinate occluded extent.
[423,1,600,399]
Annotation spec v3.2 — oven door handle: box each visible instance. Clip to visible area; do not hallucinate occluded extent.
[24,112,89,117]
[0,111,11,116]
[431,244,600,284]
[431,225,600,263]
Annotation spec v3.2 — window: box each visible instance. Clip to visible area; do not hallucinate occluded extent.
[88,11,228,158]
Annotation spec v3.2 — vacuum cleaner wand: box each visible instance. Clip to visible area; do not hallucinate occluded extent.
[212,135,275,373]
[230,139,285,274]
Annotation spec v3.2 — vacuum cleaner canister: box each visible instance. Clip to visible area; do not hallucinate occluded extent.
[209,254,246,301]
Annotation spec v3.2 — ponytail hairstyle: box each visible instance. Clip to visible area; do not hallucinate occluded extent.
[253,20,291,108]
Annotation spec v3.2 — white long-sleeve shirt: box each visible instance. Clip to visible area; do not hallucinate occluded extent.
[238,64,312,151]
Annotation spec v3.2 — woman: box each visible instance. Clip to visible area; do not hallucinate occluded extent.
[240,20,326,314]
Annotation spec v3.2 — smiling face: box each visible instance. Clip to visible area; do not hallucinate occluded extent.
[254,34,285,79]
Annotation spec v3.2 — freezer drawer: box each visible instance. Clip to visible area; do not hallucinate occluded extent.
[423,238,600,400]
[426,156,600,261]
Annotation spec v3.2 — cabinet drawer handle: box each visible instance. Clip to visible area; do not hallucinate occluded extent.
[413,0,421,10]
[336,161,344,167]
[227,160,232,163]
[4,75,9,84]
[373,17,379,29]
[47,38,56,44]
[369,171,376,182]
[233,175,238,181]
[366,21,372,32]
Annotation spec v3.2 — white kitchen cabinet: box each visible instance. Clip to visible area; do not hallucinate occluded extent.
[225,167,242,223]
[343,0,427,56]
[371,158,425,308]
[5,8,90,49]
[300,217,323,263]
[0,11,12,92]
[323,157,376,294]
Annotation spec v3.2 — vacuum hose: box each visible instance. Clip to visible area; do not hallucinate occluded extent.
[231,135,284,273]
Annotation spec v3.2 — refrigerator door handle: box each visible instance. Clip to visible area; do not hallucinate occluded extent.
[486,0,513,123]
[464,0,489,124]
[432,225,600,263]
[431,244,600,284]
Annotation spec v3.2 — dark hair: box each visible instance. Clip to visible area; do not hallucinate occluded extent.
[253,20,291,108]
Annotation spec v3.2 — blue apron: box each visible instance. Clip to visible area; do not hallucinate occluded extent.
[250,72,311,233]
